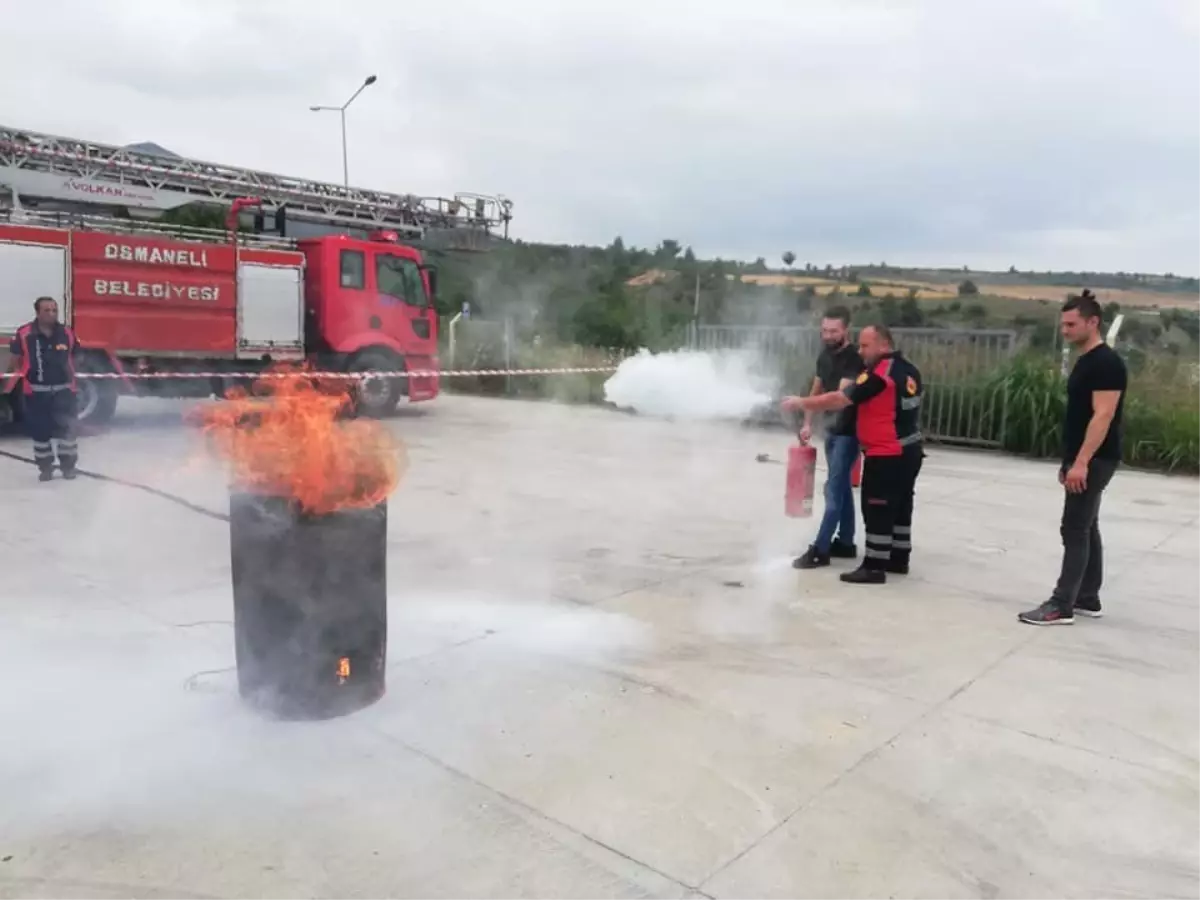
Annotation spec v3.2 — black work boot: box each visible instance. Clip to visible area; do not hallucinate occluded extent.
[840,564,886,584]
[887,556,910,575]
[37,467,54,482]
[793,546,830,570]
[1018,600,1074,626]
[830,539,858,559]
[61,466,78,481]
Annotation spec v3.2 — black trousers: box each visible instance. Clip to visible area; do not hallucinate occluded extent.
[25,389,79,473]
[861,447,924,570]
[1051,458,1118,611]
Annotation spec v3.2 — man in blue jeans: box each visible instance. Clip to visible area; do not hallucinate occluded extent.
[793,306,864,569]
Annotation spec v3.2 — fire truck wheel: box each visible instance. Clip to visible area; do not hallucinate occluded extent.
[348,350,403,418]
[75,359,120,428]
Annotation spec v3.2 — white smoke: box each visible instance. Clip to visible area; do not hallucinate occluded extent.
[602,349,779,420]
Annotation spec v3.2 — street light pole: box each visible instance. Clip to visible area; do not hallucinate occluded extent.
[339,107,349,188]
[310,74,377,188]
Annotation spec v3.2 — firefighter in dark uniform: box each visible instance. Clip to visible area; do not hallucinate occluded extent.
[8,296,81,481]
[782,324,924,583]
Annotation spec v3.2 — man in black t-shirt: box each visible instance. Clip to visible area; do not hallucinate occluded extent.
[790,306,865,569]
[1020,291,1127,626]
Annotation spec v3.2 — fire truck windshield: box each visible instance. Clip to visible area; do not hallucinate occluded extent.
[375,253,429,308]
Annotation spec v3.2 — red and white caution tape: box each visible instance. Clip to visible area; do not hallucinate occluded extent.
[72,365,621,381]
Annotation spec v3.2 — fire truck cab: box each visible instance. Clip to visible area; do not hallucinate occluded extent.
[302,229,439,412]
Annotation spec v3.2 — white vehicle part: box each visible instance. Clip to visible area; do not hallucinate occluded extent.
[0,240,67,333]
[237,262,305,358]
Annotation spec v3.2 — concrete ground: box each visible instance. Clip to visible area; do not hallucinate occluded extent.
[0,393,1196,899]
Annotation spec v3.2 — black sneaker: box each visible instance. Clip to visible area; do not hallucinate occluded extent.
[886,560,909,575]
[830,539,858,559]
[793,546,830,570]
[1018,601,1074,626]
[840,565,886,584]
[1073,597,1103,618]
[37,468,54,482]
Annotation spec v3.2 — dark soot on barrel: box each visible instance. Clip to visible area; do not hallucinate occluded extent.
[230,493,388,720]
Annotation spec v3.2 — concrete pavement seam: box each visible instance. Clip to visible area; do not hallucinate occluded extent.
[364,726,696,895]
[1149,518,1197,551]
[953,710,1198,779]
[694,632,1036,891]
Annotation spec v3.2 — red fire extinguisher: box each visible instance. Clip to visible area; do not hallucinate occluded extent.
[785,440,818,518]
[850,454,863,488]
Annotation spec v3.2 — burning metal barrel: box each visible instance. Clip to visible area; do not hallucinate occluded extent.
[193,371,406,721]
[230,494,388,720]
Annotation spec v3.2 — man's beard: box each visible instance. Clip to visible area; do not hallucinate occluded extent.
[823,337,844,348]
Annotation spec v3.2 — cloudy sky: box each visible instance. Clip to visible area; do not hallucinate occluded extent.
[2,0,1197,275]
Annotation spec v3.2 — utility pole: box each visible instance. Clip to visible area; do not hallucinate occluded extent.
[310,74,378,188]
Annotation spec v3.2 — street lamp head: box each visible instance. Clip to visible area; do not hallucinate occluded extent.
[309,105,321,112]
[364,75,377,86]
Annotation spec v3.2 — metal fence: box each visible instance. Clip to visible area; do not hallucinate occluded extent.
[687,323,1018,447]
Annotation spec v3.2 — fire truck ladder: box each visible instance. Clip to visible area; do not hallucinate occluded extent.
[0,124,513,243]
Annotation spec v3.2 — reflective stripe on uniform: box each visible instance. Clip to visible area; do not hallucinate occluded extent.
[864,530,893,560]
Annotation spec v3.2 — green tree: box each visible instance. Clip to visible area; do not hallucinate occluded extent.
[958,279,979,296]
[657,239,681,260]
[782,250,796,268]
[855,282,873,297]
[898,295,924,326]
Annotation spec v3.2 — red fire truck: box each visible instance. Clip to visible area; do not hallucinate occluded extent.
[0,124,513,426]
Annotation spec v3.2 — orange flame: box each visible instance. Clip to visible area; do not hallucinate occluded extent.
[192,369,405,515]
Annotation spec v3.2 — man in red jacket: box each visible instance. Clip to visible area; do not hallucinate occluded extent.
[783,324,924,583]
[7,296,81,481]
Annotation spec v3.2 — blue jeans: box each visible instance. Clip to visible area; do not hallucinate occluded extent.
[814,434,859,552]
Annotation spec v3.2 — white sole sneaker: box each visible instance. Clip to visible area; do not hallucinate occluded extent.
[1018,614,1075,626]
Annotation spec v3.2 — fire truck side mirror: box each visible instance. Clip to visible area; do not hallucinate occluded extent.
[420,265,438,301]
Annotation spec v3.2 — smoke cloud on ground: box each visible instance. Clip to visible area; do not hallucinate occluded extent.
[602,349,779,421]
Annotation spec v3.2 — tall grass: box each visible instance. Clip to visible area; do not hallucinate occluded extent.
[442,325,623,404]
[980,356,1199,473]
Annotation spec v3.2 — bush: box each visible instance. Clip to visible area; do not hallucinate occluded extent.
[982,356,1199,472]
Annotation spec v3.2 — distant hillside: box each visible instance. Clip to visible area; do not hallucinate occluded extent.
[434,235,1199,359]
